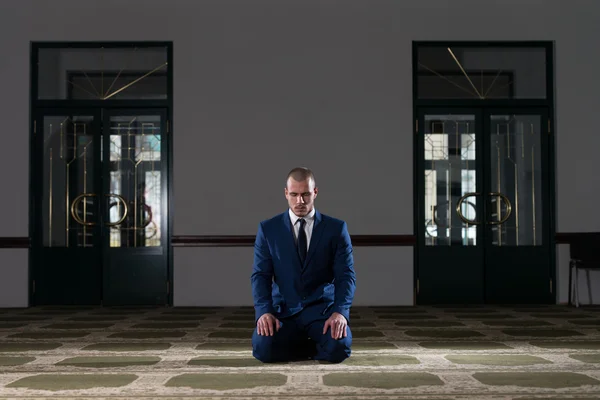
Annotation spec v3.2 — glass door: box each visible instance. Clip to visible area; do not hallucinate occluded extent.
[101,109,169,305]
[32,108,169,306]
[416,108,553,304]
[484,109,552,303]
[417,108,485,304]
[33,110,103,305]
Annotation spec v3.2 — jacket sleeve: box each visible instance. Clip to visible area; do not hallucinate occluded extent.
[250,221,275,321]
[331,221,356,322]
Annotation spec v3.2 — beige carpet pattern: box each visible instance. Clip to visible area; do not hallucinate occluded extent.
[1,305,600,399]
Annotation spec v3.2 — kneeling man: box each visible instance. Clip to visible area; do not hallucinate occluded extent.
[250,167,356,363]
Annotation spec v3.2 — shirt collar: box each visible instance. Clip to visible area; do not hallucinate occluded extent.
[289,208,315,225]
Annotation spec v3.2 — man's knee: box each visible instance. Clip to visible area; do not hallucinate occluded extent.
[321,336,352,363]
[252,330,277,363]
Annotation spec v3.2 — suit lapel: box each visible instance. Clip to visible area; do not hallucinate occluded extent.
[282,212,303,269]
[304,210,324,268]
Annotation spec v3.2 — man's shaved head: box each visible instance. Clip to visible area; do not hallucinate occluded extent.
[286,167,315,188]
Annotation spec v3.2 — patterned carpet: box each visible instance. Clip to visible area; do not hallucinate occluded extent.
[2,305,600,399]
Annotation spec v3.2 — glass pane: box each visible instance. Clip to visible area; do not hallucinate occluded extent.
[38,46,168,100]
[424,114,478,246]
[417,46,546,99]
[489,115,543,246]
[42,116,96,247]
[108,115,162,248]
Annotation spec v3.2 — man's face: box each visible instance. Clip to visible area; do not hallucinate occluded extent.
[285,178,318,217]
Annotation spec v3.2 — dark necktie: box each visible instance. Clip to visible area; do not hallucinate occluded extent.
[297,218,307,264]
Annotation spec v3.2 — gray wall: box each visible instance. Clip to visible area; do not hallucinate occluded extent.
[0,0,598,307]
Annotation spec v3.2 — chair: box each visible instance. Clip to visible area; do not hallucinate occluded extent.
[568,233,600,307]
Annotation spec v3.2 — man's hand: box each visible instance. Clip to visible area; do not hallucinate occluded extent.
[256,313,280,336]
[323,312,347,339]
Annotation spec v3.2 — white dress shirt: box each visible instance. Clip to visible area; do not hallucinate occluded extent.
[288,208,315,252]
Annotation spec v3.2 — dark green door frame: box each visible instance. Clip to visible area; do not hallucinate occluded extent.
[412,41,556,304]
[29,41,174,306]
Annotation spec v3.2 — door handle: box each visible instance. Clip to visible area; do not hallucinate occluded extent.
[71,193,128,226]
[106,194,128,226]
[456,192,481,225]
[433,198,477,226]
[488,192,512,225]
[70,193,96,226]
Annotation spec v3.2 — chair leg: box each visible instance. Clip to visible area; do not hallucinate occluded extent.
[575,267,579,308]
[568,263,573,306]
[586,269,592,305]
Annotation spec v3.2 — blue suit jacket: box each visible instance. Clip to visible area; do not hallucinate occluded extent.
[251,209,356,323]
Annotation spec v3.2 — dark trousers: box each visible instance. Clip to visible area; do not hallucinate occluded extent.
[252,307,352,363]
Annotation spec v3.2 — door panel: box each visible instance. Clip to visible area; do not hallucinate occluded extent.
[33,108,169,306]
[417,110,484,304]
[34,112,102,305]
[101,110,168,305]
[417,108,553,304]
[484,111,552,303]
